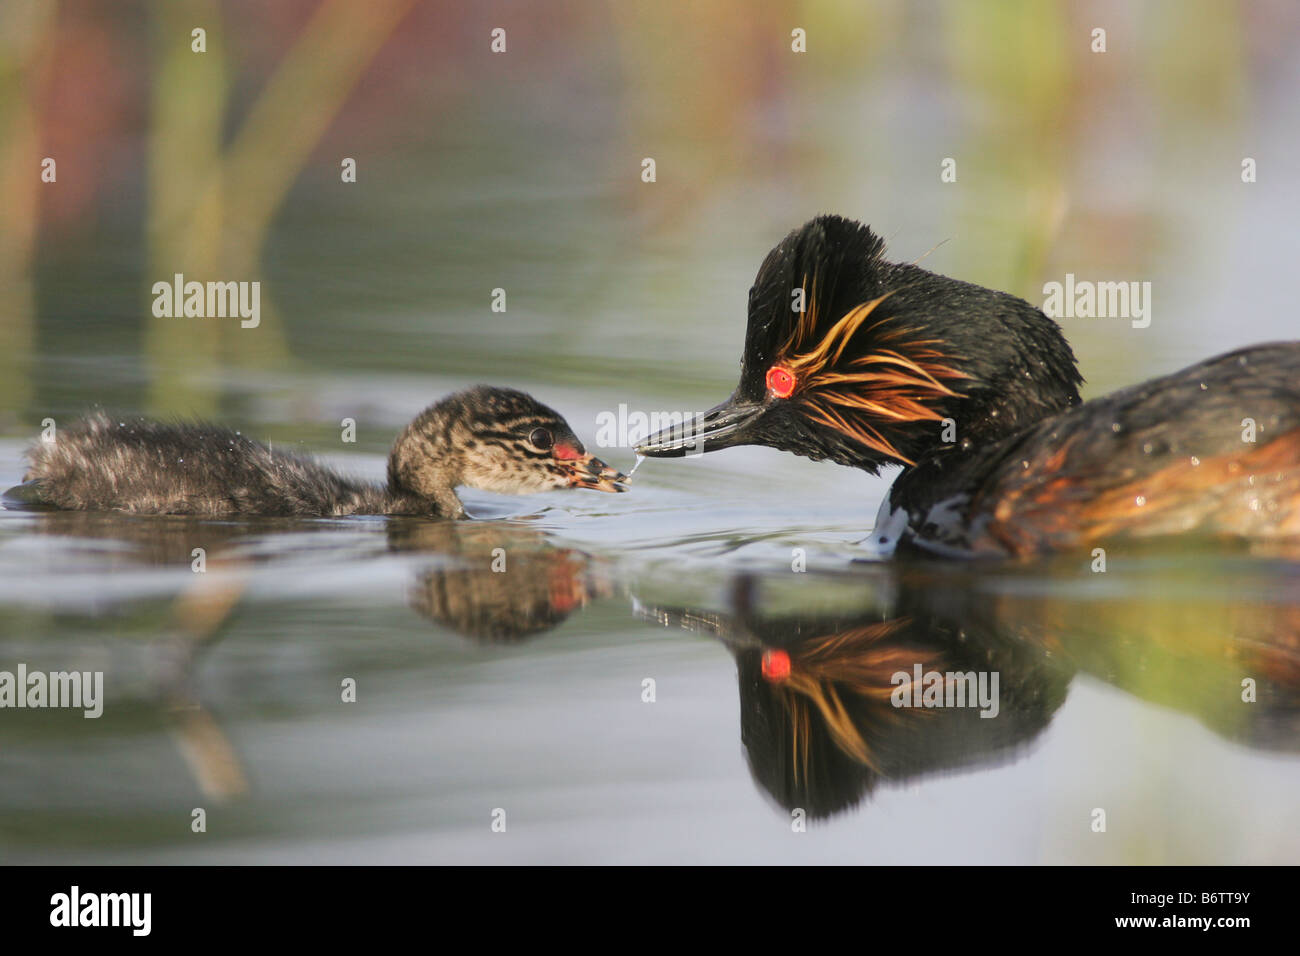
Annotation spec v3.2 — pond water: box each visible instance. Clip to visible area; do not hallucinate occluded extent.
[3,411,1298,864]
[2,1,1298,864]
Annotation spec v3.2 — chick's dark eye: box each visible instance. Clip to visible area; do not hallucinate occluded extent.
[529,427,554,451]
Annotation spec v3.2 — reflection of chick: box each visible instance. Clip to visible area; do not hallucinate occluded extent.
[409,551,595,641]
[389,521,609,642]
[18,509,322,567]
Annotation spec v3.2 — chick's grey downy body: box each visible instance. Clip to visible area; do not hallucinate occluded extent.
[21,412,390,517]
[12,387,626,518]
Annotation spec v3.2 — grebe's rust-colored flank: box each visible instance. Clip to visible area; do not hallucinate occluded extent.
[8,386,627,518]
[898,347,1300,556]
[636,215,1300,557]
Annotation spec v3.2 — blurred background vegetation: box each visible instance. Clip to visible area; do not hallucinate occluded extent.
[1,0,1296,446]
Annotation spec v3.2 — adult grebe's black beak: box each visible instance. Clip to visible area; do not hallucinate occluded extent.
[635,395,766,458]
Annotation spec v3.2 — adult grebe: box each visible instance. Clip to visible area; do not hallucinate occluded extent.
[636,215,1300,557]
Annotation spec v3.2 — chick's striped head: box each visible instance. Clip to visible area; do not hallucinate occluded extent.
[389,387,627,505]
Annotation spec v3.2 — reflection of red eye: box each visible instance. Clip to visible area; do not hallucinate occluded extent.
[766,365,796,398]
[761,649,792,682]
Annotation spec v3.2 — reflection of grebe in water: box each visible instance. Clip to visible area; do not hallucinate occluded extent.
[389,521,612,642]
[637,216,1300,557]
[637,570,1300,820]
[6,512,614,800]
[15,504,613,644]
[6,387,626,518]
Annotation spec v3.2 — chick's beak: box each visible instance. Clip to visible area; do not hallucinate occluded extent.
[564,452,629,493]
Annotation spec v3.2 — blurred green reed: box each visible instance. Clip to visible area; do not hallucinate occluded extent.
[0,0,1261,424]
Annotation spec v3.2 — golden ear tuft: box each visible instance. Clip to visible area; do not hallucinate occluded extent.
[776,279,967,463]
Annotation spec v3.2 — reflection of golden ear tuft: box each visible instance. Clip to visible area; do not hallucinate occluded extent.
[772,620,946,780]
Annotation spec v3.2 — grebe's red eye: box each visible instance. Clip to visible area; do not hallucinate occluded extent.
[766,365,796,398]
[761,649,792,682]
